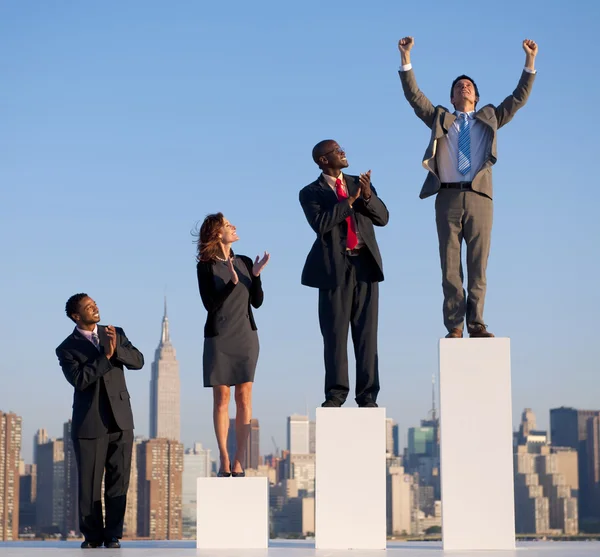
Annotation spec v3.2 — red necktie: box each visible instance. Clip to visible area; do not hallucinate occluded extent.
[335,178,359,250]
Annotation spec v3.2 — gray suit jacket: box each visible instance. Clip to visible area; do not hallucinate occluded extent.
[399,68,536,199]
[300,174,389,289]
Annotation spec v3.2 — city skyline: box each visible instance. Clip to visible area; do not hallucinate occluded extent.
[5,403,598,541]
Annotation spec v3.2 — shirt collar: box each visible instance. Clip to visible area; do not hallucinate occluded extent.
[322,172,344,189]
[77,324,98,340]
[455,110,475,120]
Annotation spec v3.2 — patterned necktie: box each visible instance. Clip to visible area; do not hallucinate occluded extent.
[335,178,359,250]
[91,331,100,350]
[457,113,471,176]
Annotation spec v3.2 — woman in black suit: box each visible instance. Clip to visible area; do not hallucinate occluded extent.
[196,213,269,477]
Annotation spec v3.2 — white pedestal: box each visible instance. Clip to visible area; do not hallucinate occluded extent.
[439,338,516,551]
[196,477,268,548]
[315,407,386,550]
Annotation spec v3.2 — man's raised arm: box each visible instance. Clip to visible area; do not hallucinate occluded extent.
[397,36,435,128]
[495,39,538,129]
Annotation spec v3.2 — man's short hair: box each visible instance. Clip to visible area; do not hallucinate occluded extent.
[65,293,88,322]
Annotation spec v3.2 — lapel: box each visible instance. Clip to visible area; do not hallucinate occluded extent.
[474,106,494,128]
[71,326,104,353]
[343,174,359,199]
[441,110,456,134]
[317,174,338,202]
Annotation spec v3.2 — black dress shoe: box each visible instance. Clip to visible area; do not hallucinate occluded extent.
[321,399,341,408]
[104,538,121,549]
[80,540,101,548]
[359,401,378,408]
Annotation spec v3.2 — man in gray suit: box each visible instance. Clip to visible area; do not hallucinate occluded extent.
[398,37,538,338]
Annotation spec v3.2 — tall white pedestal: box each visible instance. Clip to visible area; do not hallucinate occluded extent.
[315,407,386,550]
[196,477,268,549]
[439,338,515,551]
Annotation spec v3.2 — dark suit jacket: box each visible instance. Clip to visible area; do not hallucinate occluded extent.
[196,254,264,338]
[299,173,389,289]
[56,326,144,438]
[399,68,536,199]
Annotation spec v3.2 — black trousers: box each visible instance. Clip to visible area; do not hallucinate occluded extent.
[72,429,133,542]
[318,250,380,405]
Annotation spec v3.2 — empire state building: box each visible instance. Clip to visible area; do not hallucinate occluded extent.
[149,299,181,441]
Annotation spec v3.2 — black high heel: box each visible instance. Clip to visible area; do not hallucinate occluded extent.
[231,469,245,477]
[217,469,231,477]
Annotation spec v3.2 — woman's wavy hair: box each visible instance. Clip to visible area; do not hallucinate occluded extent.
[194,212,232,263]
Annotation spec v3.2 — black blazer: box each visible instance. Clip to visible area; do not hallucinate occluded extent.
[299,173,389,289]
[56,326,144,438]
[197,254,264,338]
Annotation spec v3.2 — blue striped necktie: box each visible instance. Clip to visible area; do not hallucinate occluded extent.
[457,113,471,176]
[91,331,100,350]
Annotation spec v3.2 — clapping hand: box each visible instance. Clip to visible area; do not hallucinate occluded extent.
[359,170,372,200]
[105,325,117,359]
[227,257,239,285]
[252,252,270,277]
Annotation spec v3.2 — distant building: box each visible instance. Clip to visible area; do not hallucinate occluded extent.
[0,412,22,541]
[287,415,310,456]
[137,439,183,540]
[551,406,600,526]
[18,462,36,534]
[150,300,181,442]
[182,443,212,538]
[36,438,65,535]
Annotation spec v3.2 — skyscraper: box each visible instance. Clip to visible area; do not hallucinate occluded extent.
[226,418,260,470]
[386,418,395,457]
[18,462,36,534]
[0,411,22,541]
[182,443,212,538]
[33,429,48,468]
[137,438,183,540]
[287,415,309,455]
[36,438,65,535]
[550,407,600,525]
[149,299,181,442]
[587,416,600,519]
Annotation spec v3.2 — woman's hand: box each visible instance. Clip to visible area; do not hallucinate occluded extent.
[252,252,270,276]
[227,257,239,284]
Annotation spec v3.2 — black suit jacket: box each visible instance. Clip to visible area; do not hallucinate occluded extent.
[56,326,144,438]
[196,254,264,338]
[299,173,389,289]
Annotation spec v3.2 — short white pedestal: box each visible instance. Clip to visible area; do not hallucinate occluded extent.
[439,338,516,551]
[315,407,386,550]
[196,477,268,548]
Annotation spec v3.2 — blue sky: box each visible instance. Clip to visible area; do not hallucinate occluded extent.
[1,1,598,463]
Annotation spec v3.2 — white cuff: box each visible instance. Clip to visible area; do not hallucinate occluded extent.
[524,67,536,74]
[399,63,412,72]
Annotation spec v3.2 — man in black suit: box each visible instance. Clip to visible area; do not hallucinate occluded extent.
[56,293,144,549]
[300,140,389,408]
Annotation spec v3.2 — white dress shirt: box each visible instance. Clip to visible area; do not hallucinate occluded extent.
[322,172,364,248]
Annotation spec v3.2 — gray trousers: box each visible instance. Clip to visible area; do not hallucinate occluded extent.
[435,189,493,332]
[318,250,380,406]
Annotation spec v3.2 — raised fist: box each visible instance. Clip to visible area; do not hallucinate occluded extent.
[398,37,414,53]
